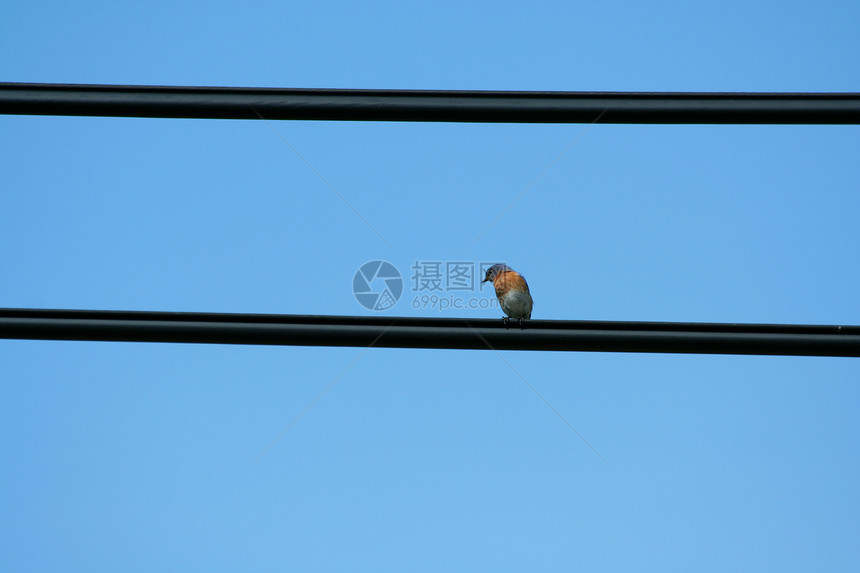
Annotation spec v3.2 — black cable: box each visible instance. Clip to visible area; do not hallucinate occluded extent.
[1,308,858,357]
[2,83,859,124]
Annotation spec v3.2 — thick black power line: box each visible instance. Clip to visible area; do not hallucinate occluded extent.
[2,83,859,124]
[1,309,858,357]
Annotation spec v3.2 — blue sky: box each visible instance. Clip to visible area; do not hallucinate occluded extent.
[1,1,859,571]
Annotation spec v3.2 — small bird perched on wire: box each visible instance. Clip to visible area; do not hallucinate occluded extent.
[482,264,533,327]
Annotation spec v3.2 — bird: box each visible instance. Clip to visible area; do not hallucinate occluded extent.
[481,264,533,327]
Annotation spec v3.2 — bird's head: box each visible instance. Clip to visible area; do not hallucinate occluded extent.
[482,263,512,284]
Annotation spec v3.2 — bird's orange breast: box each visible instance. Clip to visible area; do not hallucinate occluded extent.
[492,270,530,297]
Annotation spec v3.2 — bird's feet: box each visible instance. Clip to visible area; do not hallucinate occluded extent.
[502,317,527,329]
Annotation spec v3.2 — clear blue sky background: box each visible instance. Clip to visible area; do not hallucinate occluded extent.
[2,1,859,571]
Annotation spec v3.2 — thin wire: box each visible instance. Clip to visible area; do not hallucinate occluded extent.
[251,107,393,249]
[468,110,606,248]
[254,327,391,461]
[464,322,608,463]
